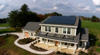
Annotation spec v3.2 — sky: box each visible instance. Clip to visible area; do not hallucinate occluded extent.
[0,0,100,18]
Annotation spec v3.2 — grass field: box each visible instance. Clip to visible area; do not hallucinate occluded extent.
[82,20,100,39]
[0,28,16,34]
[0,23,9,27]
[0,27,22,34]
[0,34,37,55]
[82,20,100,53]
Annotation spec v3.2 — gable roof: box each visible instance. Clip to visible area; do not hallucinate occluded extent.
[41,16,79,26]
[23,22,40,31]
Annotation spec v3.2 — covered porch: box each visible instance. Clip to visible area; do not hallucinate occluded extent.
[34,37,78,54]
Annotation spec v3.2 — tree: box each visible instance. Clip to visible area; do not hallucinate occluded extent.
[8,10,19,27]
[91,16,100,22]
[8,4,40,27]
[45,12,62,17]
[20,4,29,12]
[44,12,62,19]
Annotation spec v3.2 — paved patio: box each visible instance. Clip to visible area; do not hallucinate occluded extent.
[35,43,76,54]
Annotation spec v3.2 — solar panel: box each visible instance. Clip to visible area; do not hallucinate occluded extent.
[43,16,76,25]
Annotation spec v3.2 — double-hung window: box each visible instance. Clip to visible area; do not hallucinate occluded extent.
[63,28,71,34]
[63,28,66,34]
[55,27,58,33]
[67,28,71,34]
[45,26,51,32]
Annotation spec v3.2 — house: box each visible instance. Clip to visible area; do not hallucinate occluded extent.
[23,16,89,54]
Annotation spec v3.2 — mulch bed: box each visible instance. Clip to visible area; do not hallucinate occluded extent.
[18,38,35,44]
[30,44,47,52]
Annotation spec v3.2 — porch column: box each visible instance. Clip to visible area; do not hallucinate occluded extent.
[58,42,61,51]
[74,44,77,50]
[40,37,42,43]
[46,39,48,44]
[58,42,61,47]
[81,41,86,50]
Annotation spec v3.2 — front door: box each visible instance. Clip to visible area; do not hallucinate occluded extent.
[25,32,29,38]
[55,41,59,46]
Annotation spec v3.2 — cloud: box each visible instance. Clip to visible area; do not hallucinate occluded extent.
[0,0,99,18]
[53,6,58,10]
[93,0,100,5]
[0,4,5,11]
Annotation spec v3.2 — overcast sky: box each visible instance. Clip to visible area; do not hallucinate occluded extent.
[0,0,100,18]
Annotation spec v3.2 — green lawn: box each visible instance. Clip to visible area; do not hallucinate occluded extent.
[96,48,100,53]
[82,20,100,53]
[0,27,22,34]
[82,20,100,39]
[0,23,9,27]
[0,28,16,34]
[0,34,37,55]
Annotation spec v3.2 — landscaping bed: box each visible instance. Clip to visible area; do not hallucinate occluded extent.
[18,38,35,44]
[30,44,47,51]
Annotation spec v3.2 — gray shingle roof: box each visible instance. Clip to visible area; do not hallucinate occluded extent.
[81,28,89,41]
[23,22,40,31]
[41,16,79,26]
[35,31,80,44]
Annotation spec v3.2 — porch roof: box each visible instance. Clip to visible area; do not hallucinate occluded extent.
[35,31,80,44]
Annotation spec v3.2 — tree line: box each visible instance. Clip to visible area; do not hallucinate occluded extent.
[0,18,7,23]
[81,16,100,22]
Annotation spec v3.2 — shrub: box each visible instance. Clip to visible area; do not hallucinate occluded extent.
[56,51,71,55]
[30,44,47,51]
[79,51,88,55]
[18,38,34,44]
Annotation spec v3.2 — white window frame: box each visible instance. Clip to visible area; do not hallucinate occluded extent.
[45,26,51,32]
[63,28,67,34]
[63,28,71,35]
[67,28,71,35]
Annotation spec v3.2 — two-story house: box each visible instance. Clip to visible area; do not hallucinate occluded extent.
[23,16,89,54]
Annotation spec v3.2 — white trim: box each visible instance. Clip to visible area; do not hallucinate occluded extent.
[40,24,78,28]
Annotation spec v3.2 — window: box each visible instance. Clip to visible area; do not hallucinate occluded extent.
[42,39,46,42]
[63,28,71,34]
[71,44,74,46]
[65,43,67,45]
[55,27,58,33]
[61,42,65,45]
[63,28,66,34]
[45,26,51,32]
[31,33,33,36]
[48,27,51,32]
[67,28,71,34]
[45,26,47,31]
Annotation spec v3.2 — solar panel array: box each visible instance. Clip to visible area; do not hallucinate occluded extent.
[43,16,76,25]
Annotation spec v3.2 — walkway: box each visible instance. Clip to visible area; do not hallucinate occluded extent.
[0,33,54,55]
[0,27,9,29]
